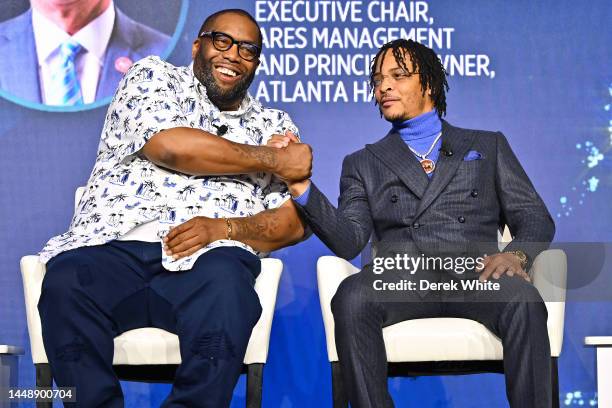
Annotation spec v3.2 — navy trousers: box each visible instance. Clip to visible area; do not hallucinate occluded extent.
[38,241,262,407]
[331,268,552,408]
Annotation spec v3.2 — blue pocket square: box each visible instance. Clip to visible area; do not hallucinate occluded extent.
[463,150,483,161]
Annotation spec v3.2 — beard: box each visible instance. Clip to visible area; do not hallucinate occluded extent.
[378,106,403,122]
[193,54,255,109]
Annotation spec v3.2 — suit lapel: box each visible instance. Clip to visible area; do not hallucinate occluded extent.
[0,10,42,102]
[414,121,475,219]
[97,8,139,99]
[366,132,430,198]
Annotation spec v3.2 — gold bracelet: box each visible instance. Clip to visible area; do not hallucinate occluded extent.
[225,217,232,240]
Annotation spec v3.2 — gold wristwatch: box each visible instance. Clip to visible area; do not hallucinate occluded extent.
[505,250,528,269]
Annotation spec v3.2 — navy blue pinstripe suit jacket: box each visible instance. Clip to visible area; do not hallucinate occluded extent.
[297,120,555,267]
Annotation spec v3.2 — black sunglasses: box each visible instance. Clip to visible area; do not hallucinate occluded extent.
[199,31,261,61]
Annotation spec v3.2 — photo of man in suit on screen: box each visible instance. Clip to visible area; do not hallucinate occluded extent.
[269,39,556,407]
[0,0,171,106]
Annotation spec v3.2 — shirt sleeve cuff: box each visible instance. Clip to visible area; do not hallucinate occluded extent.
[292,184,311,206]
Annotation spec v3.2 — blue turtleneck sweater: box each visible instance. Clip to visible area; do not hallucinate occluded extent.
[392,109,442,179]
[294,109,442,205]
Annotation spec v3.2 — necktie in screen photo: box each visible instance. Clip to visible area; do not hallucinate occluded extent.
[49,39,84,106]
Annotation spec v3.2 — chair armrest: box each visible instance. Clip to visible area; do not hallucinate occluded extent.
[20,255,48,364]
[316,252,568,361]
[317,256,360,362]
[0,345,24,355]
[243,258,283,364]
[22,255,284,365]
[529,249,567,357]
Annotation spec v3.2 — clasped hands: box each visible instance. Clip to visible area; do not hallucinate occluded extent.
[162,133,527,282]
[163,132,312,261]
[266,131,312,197]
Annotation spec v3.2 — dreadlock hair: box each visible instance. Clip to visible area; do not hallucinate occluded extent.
[369,39,449,118]
[198,9,262,48]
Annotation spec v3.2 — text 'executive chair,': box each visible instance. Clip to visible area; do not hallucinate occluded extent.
[317,229,567,408]
[21,187,283,408]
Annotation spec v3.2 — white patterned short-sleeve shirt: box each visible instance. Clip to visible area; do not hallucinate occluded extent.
[40,56,299,271]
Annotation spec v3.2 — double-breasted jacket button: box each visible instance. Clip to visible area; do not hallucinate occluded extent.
[470,189,478,197]
[413,222,421,229]
[390,194,398,203]
[458,216,466,223]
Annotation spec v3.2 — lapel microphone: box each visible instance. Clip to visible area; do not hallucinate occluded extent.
[212,124,228,136]
[439,140,453,157]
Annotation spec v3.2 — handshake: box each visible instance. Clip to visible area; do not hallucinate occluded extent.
[267,131,313,197]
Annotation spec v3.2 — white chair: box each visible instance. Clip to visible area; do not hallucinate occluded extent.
[20,188,283,408]
[317,232,567,408]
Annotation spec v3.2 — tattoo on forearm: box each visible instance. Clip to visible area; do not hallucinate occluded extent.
[231,144,277,171]
[233,209,284,242]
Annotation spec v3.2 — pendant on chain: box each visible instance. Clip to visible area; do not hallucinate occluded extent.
[420,159,435,174]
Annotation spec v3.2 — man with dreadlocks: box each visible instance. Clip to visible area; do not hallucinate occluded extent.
[269,39,555,407]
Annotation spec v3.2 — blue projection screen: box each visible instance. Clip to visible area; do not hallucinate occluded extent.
[0,0,610,406]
